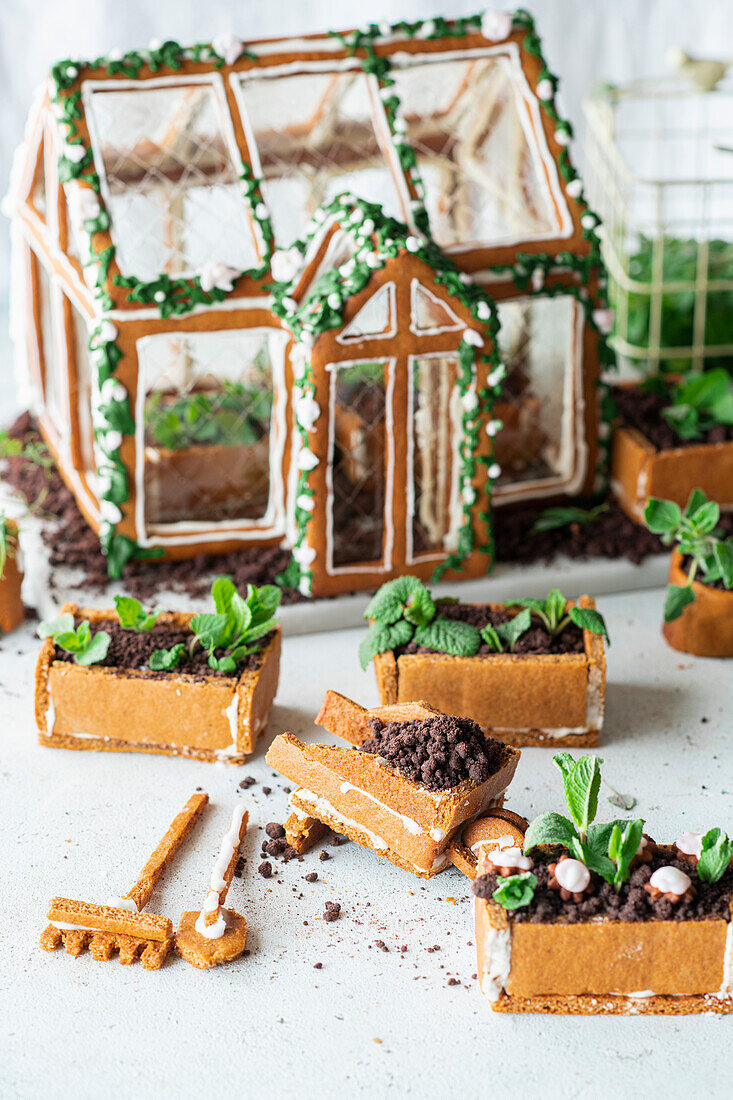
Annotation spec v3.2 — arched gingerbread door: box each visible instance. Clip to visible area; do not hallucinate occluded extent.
[304,253,494,597]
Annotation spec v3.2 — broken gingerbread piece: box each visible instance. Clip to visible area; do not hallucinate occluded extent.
[446,808,529,878]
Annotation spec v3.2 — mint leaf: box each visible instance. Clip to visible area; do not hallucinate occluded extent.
[713,541,733,589]
[412,617,481,657]
[480,623,504,652]
[690,500,720,534]
[571,837,616,883]
[697,828,733,883]
[684,488,708,518]
[358,619,413,669]
[114,595,142,629]
[403,586,435,627]
[609,819,644,889]
[492,872,537,910]
[75,630,110,666]
[55,629,83,653]
[38,612,75,639]
[190,612,228,651]
[149,643,185,671]
[555,754,602,838]
[507,597,544,616]
[212,576,237,618]
[364,576,424,624]
[523,812,578,853]
[495,607,531,651]
[569,606,609,643]
[645,497,682,534]
[545,588,567,631]
[664,583,695,622]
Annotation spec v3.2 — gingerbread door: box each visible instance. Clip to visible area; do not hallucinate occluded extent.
[299,253,496,598]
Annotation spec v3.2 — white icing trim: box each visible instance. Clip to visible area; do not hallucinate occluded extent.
[223,692,239,756]
[324,357,395,576]
[294,788,389,850]
[45,691,55,734]
[106,896,138,912]
[479,920,512,1001]
[133,326,288,547]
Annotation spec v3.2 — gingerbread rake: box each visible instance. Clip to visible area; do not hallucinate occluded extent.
[176,803,249,968]
[41,791,208,969]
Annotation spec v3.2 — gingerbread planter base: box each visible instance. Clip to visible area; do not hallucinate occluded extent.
[662,552,733,658]
[475,849,733,1014]
[0,537,24,633]
[35,606,281,762]
[373,597,605,746]
[611,423,733,524]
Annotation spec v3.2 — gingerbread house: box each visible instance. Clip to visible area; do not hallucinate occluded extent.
[5,10,612,596]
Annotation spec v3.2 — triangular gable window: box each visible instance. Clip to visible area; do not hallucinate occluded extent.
[337,283,396,343]
[411,281,463,334]
[29,129,48,222]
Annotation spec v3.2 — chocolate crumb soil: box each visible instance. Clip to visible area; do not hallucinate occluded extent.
[680,556,731,593]
[361,713,506,791]
[473,847,733,924]
[11,415,733,605]
[611,384,733,451]
[396,601,585,658]
[52,616,273,678]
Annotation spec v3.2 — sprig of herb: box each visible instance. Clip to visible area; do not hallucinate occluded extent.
[38,612,110,666]
[492,872,537,910]
[0,513,18,580]
[530,503,609,535]
[114,595,163,632]
[145,380,272,451]
[644,490,733,620]
[148,643,186,671]
[507,589,610,644]
[697,828,733,883]
[523,754,645,892]
[479,608,532,653]
[189,578,281,672]
[660,369,733,441]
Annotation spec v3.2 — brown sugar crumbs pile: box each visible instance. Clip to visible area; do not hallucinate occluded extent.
[361,714,505,791]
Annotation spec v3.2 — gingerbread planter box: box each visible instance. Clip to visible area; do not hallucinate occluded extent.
[663,551,733,658]
[35,598,281,762]
[0,518,24,633]
[367,584,607,747]
[610,383,733,523]
[473,754,733,1015]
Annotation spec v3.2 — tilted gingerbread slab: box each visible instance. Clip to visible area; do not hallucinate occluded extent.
[611,423,733,523]
[267,730,519,876]
[374,596,605,746]
[35,605,281,761]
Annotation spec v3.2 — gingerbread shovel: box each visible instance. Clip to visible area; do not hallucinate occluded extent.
[176,803,249,968]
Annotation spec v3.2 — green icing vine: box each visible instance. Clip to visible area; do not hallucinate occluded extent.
[271,193,503,591]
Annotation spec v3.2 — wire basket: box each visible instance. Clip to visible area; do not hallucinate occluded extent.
[584,74,733,376]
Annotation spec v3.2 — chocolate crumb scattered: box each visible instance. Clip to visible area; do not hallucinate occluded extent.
[314,962,323,969]
[330,835,349,846]
[266,823,286,839]
[239,777,256,789]
[264,838,288,857]
[319,851,331,861]
[361,713,505,791]
[262,786,272,795]
[281,845,299,862]
[258,861,273,879]
[283,787,292,793]
[374,940,389,952]
[448,978,461,986]
[323,901,341,922]
[305,873,318,883]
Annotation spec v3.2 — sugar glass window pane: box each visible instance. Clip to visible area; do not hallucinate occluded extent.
[69,302,96,482]
[411,355,461,556]
[140,329,276,526]
[412,281,462,332]
[236,70,403,246]
[86,84,258,281]
[31,136,47,219]
[340,284,394,340]
[390,56,559,248]
[35,257,62,431]
[330,361,387,566]
[494,296,577,486]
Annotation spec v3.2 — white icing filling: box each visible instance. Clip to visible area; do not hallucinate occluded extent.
[675,831,703,858]
[223,692,239,754]
[720,923,733,996]
[339,780,424,837]
[649,866,691,895]
[106,896,138,912]
[479,922,512,1001]
[471,833,517,853]
[45,692,55,734]
[50,920,99,932]
[555,858,591,892]
[485,846,532,873]
[195,906,230,940]
[295,788,389,850]
[490,726,591,738]
[195,803,247,940]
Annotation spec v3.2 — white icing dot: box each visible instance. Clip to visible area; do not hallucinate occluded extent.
[462,329,484,348]
[486,847,532,872]
[327,293,342,310]
[476,301,491,320]
[98,320,118,344]
[555,858,590,893]
[66,65,78,78]
[292,543,316,566]
[154,290,166,303]
[485,419,502,437]
[581,213,597,230]
[366,253,380,269]
[487,463,501,480]
[107,47,124,62]
[360,219,375,235]
[481,11,513,40]
[566,178,583,198]
[296,494,315,513]
[148,38,163,51]
[649,866,691,896]
[100,499,123,524]
[592,307,615,334]
[536,78,554,101]
[405,236,422,253]
[675,831,704,859]
[461,390,479,412]
[255,203,268,220]
[555,129,571,146]
[297,449,319,472]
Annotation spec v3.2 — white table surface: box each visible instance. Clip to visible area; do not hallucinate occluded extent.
[1,585,732,1100]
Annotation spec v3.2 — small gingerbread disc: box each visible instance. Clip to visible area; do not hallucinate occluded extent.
[461,811,527,854]
[175,909,247,969]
